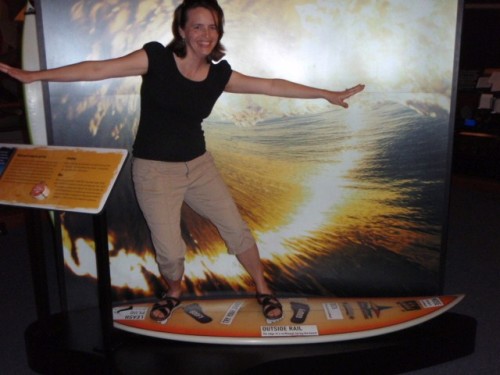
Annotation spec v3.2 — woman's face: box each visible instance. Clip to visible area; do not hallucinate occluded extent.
[180,7,220,59]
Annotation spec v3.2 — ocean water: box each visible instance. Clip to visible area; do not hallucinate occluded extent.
[57,97,452,298]
[200,99,451,295]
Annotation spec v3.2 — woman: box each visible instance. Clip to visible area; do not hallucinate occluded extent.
[0,0,364,323]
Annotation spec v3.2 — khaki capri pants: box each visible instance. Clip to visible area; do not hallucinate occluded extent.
[132,152,256,281]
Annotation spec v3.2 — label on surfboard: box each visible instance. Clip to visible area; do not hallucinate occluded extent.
[261,325,319,337]
[113,295,464,345]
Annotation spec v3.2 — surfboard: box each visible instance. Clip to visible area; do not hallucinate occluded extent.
[113,294,464,345]
[21,0,48,145]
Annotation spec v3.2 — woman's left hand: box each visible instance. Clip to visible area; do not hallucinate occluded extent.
[326,84,365,108]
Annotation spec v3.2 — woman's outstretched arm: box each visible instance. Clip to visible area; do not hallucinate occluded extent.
[0,49,148,84]
[225,71,364,108]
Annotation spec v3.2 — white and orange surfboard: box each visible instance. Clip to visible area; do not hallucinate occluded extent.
[21,0,48,145]
[113,294,464,345]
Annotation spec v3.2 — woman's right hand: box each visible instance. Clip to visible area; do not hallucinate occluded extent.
[0,63,36,84]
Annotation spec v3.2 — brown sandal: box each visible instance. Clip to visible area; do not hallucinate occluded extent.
[150,294,181,323]
[256,293,283,321]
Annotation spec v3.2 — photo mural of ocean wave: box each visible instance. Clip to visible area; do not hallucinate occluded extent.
[36,0,459,301]
[195,94,449,296]
[59,93,450,299]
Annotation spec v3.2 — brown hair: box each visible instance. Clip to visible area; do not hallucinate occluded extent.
[167,0,226,62]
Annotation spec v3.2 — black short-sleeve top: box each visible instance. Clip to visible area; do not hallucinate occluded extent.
[132,42,232,162]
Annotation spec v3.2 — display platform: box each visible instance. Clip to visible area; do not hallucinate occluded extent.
[113,295,464,345]
[25,308,476,374]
